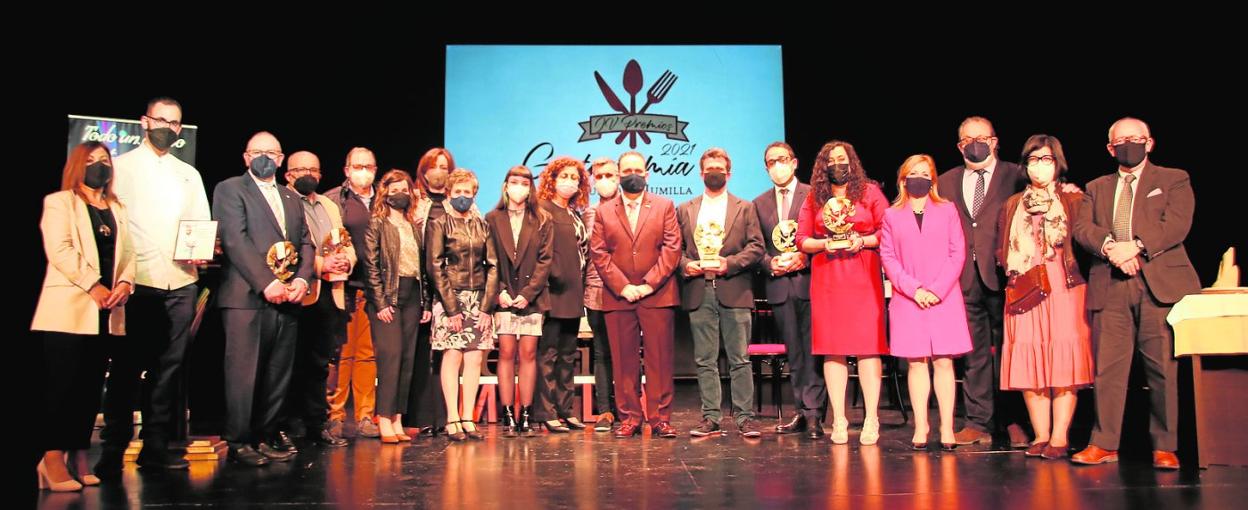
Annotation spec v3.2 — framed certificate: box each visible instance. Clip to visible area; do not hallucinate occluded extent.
[173,220,218,261]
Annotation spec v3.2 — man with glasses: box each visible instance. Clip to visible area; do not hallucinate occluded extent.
[937,116,1032,449]
[1071,118,1198,470]
[276,151,354,448]
[753,141,825,439]
[213,132,314,466]
[99,97,211,478]
[323,148,381,439]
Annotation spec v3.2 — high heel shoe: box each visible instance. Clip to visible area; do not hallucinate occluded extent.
[830,417,849,444]
[544,420,571,433]
[911,426,930,450]
[501,406,518,438]
[38,459,83,492]
[941,431,958,451]
[445,421,467,442]
[860,417,880,446]
[517,406,534,437]
[67,452,100,486]
[460,420,485,440]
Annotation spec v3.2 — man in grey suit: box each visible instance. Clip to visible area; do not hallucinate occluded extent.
[1071,118,1199,470]
[753,141,825,439]
[937,116,1031,448]
[213,132,315,466]
[679,148,765,438]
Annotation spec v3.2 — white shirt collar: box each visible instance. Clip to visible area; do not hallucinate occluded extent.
[624,192,645,207]
[965,158,998,176]
[250,172,278,190]
[775,178,798,195]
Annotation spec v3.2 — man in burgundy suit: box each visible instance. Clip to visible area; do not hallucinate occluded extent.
[590,150,683,438]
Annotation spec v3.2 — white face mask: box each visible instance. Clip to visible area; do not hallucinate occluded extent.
[556,179,579,199]
[506,183,529,204]
[1027,162,1056,187]
[768,163,794,186]
[349,169,374,189]
[594,177,618,199]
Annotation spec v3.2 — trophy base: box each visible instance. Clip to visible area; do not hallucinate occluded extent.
[826,238,852,251]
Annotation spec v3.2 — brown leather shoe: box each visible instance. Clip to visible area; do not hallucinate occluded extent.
[1153,450,1180,470]
[953,427,992,446]
[613,422,641,438]
[654,422,679,438]
[1025,442,1049,457]
[1042,444,1069,460]
[1007,424,1031,449]
[1071,445,1119,465]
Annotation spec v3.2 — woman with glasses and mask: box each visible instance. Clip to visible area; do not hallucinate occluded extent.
[997,135,1093,460]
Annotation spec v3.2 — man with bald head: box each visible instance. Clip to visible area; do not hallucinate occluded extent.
[1072,118,1199,470]
[275,151,354,448]
[213,132,315,466]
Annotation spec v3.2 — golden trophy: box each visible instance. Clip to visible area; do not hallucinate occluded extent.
[267,241,299,283]
[694,221,725,275]
[321,227,353,283]
[771,219,800,271]
[821,197,857,250]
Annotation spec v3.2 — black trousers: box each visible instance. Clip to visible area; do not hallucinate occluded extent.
[368,277,423,418]
[772,297,826,421]
[960,271,1026,433]
[221,304,299,446]
[533,316,580,421]
[408,321,447,429]
[100,284,197,450]
[282,288,346,433]
[42,329,111,451]
[586,309,616,415]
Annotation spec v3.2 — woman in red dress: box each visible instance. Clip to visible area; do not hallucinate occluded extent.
[796,140,888,445]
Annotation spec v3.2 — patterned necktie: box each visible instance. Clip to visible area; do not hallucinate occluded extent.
[1112,173,1136,242]
[971,169,987,218]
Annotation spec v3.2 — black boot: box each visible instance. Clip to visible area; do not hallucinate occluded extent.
[517,406,534,437]
[501,405,518,438]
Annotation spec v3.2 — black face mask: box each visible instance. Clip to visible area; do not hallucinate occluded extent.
[293,175,319,196]
[962,141,991,163]
[249,155,278,179]
[1113,142,1147,168]
[620,174,647,194]
[84,162,112,190]
[703,172,726,191]
[905,177,932,198]
[387,193,411,210]
[147,127,178,151]
[828,163,851,185]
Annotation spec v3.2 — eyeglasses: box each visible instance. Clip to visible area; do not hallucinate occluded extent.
[1110,136,1150,146]
[765,155,793,167]
[349,164,378,171]
[289,166,320,174]
[144,115,182,130]
[1026,155,1057,165]
[958,135,996,147]
[246,149,283,159]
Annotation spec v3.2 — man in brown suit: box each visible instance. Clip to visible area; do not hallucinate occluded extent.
[1072,117,1200,470]
[589,150,682,438]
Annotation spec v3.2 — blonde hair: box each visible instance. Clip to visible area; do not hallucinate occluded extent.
[890,154,948,208]
[447,168,479,194]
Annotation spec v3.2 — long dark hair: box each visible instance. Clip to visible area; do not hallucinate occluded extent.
[810,140,876,206]
[494,165,542,217]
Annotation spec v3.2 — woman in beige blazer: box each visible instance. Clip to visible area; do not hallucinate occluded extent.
[31,142,135,491]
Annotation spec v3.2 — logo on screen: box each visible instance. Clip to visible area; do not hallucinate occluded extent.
[578,59,688,149]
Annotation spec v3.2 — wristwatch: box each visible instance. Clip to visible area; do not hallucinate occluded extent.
[1134,238,1147,257]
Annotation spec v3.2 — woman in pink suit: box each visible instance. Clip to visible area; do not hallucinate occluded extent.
[796,140,888,445]
[880,154,972,451]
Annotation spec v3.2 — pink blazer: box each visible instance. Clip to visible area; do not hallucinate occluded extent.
[879,201,971,358]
